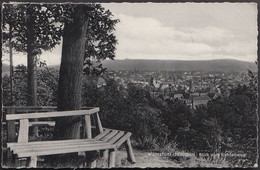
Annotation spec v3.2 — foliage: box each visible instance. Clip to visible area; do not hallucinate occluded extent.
[37,67,59,106]
[3,4,64,107]
[3,65,27,106]
[162,99,192,138]
[3,4,117,60]
[83,4,119,76]
[174,152,230,168]
[2,75,12,106]
[51,4,119,76]
[82,77,170,149]
[206,71,257,164]
[3,4,63,55]
[3,65,58,106]
[155,70,257,166]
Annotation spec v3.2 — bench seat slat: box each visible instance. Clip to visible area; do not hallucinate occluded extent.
[6,108,100,120]
[100,130,119,142]
[107,131,125,144]
[12,141,110,154]
[9,140,104,150]
[17,144,116,157]
[7,138,97,147]
[94,129,111,140]
[114,132,132,148]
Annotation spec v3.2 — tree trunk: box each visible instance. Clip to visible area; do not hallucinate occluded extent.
[54,6,88,140]
[26,7,38,137]
[9,27,14,106]
[27,49,37,106]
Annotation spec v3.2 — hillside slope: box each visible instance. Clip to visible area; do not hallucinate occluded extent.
[102,59,257,72]
[2,59,257,75]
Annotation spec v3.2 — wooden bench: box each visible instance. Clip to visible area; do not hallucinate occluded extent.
[5,108,136,168]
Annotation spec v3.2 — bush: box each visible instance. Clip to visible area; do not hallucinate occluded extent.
[82,78,170,150]
[3,64,58,106]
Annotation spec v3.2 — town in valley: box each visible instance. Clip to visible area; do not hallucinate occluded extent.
[101,69,256,109]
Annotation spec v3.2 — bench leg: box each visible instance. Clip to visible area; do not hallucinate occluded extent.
[78,151,86,156]
[102,149,109,161]
[6,149,15,167]
[108,149,116,168]
[14,157,19,167]
[86,159,96,168]
[125,138,136,163]
[19,158,27,167]
[29,156,37,168]
[10,156,25,168]
[90,160,96,168]
[85,151,98,168]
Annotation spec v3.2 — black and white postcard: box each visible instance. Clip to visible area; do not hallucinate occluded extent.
[1,1,258,168]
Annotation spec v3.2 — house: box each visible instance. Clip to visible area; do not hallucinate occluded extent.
[192,96,211,109]
[174,93,183,99]
[183,98,192,108]
[183,92,190,99]
[200,93,208,96]
[191,93,200,97]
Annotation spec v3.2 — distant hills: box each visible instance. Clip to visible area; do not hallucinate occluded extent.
[102,59,257,73]
[2,59,258,76]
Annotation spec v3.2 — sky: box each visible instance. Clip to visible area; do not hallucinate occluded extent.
[2,3,258,66]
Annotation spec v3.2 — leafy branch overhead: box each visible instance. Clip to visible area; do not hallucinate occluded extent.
[51,4,119,75]
[3,4,63,55]
[3,4,119,76]
[83,4,119,76]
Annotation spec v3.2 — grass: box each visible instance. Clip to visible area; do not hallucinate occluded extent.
[174,153,230,168]
[142,139,248,168]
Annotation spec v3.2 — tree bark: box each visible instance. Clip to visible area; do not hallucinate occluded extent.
[27,49,37,106]
[26,7,38,136]
[54,6,88,140]
[9,26,14,106]
[26,6,38,106]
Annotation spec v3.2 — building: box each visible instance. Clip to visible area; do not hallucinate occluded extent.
[174,93,183,99]
[192,96,211,109]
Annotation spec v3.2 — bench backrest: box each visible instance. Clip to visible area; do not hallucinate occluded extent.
[6,107,100,120]
[5,107,101,143]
